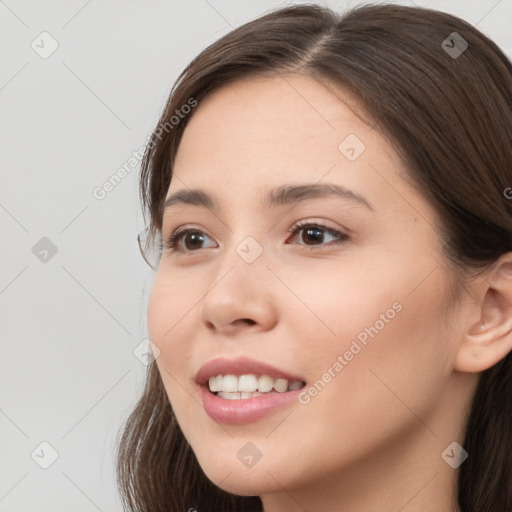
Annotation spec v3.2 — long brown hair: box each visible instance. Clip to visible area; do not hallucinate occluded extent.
[115,3,512,511]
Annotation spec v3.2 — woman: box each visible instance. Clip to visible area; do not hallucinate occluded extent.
[116,3,512,511]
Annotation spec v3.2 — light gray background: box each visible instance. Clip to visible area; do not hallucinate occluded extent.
[1,1,510,510]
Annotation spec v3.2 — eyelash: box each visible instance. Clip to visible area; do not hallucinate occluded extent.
[162,220,349,254]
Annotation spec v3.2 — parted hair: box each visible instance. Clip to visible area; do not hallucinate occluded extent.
[116,3,512,511]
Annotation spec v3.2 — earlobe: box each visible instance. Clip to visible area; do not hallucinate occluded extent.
[454,257,512,373]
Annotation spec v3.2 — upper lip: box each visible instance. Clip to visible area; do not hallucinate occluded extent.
[194,356,306,386]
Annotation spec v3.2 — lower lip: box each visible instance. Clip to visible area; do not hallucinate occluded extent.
[199,384,304,424]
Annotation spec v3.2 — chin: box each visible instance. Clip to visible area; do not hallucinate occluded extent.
[195,449,291,496]
[208,472,280,497]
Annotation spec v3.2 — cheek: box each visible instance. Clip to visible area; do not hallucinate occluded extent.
[297,260,453,401]
[147,283,173,351]
[283,284,451,477]
[147,273,198,350]
[147,280,196,405]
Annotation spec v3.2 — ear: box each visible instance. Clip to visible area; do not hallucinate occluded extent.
[454,255,512,373]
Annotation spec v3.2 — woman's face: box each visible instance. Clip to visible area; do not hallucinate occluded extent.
[147,74,470,503]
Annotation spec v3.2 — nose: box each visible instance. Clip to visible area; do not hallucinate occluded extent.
[198,246,279,335]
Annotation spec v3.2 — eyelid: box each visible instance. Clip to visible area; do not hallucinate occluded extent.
[163,219,349,254]
[286,220,349,249]
[164,224,215,251]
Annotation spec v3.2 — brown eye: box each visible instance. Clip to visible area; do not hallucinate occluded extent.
[287,221,349,249]
[165,228,215,253]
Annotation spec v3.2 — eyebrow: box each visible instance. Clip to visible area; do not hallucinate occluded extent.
[162,182,374,216]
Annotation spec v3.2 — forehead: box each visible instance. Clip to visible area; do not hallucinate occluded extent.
[177,73,373,160]
[173,74,390,184]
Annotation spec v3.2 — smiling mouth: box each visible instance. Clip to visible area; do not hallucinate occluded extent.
[207,374,306,399]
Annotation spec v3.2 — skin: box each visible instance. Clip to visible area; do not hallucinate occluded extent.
[147,73,512,512]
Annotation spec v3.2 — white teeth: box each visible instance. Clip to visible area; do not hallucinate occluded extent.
[217,391,263,399]
[240,391,262,399]
[208,373,304,395]
[274,378,288,393]
[258,375,274,393]
[239,374,258,392]
[208,375,223,392]
[223,375,238,392]
[217,392,241,400]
